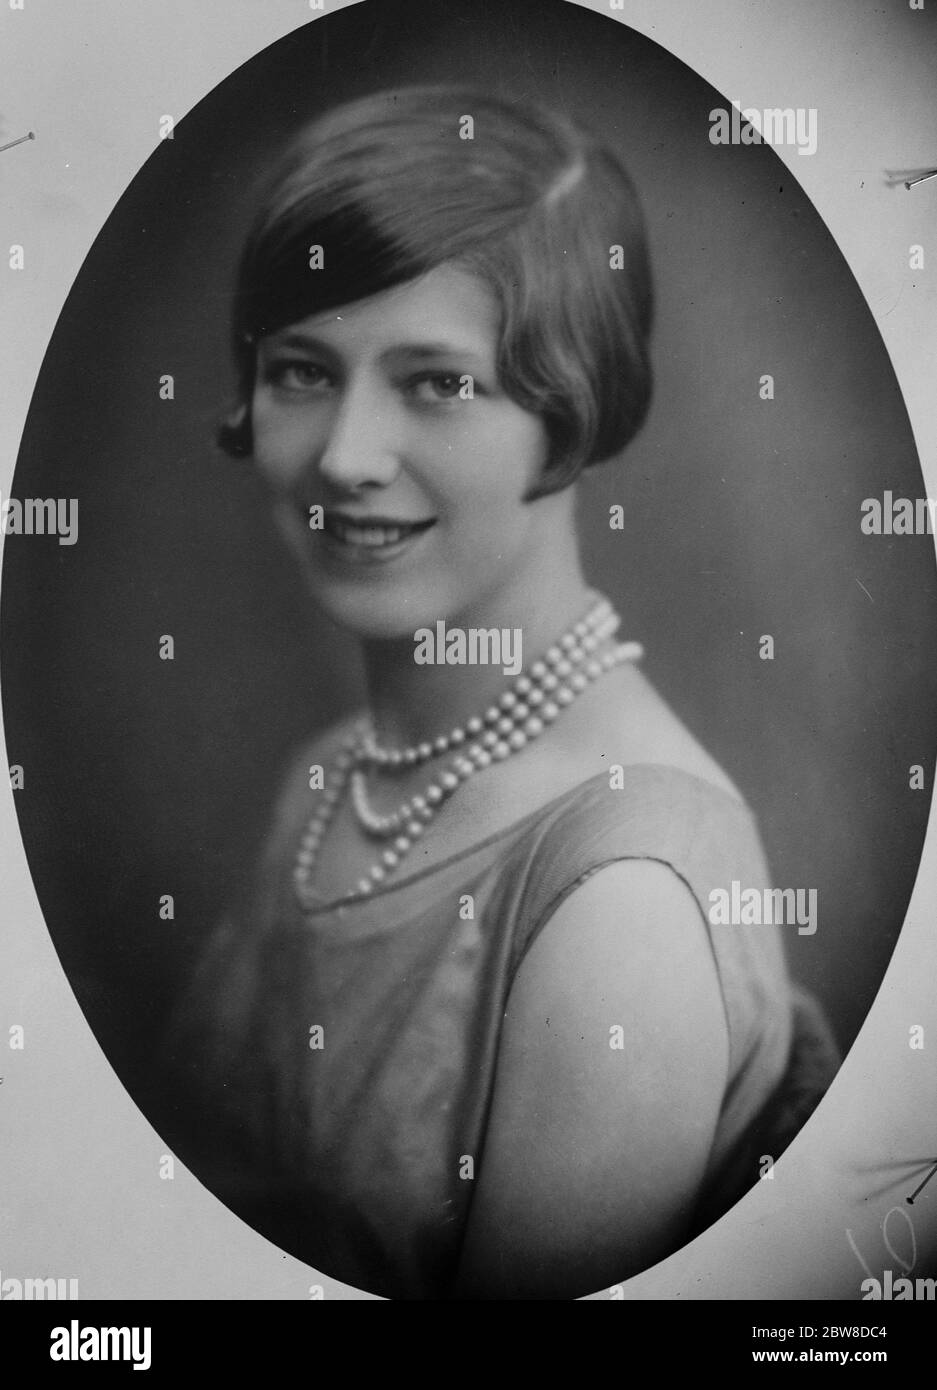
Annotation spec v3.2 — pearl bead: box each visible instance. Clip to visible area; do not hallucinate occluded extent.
[293,598,642,905]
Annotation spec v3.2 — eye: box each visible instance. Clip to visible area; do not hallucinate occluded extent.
[264,358,333,392]
[407,371,466,403]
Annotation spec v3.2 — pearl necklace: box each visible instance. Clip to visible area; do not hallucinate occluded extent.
[292,598,643,908]
[358,597,615,771]
[351,599,620,836]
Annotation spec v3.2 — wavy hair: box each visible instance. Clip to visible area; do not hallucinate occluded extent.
[219,84,654,499]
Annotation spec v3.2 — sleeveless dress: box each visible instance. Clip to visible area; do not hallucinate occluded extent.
[161,758,828,1299]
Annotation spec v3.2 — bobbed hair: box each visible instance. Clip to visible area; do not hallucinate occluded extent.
[219,84,654,499]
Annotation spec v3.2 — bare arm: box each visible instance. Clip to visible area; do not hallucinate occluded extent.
[450,859,730,1300]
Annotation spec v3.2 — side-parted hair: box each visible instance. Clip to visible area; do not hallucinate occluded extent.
[220,84,654,499]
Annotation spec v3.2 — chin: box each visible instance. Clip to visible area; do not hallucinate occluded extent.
[307,573,443,644]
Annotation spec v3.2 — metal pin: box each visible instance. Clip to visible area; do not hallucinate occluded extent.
[906,1158,937,1203]
[905,168,937,190]
[0,131,35,155]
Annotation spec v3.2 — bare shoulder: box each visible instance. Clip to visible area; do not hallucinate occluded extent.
[452,858,729,1298]
[505,860,730,1110]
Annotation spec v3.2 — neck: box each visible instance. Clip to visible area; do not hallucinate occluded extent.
[359,557,598,750]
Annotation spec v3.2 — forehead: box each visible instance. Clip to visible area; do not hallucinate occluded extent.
[263,263,500,358]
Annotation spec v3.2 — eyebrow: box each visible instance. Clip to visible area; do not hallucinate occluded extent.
[261,331,491,366]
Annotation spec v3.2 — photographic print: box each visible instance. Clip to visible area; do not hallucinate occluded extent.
[2,0,936,1329]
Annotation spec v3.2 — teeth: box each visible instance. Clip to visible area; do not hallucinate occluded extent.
[328,518,416,547]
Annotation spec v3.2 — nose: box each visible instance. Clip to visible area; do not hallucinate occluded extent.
[315,376,401,493]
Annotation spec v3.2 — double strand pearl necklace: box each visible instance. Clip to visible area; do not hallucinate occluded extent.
[292,597,643,908]
[351,598,620,836]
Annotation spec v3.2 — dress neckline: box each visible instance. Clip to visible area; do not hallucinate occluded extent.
[295,762,749,920]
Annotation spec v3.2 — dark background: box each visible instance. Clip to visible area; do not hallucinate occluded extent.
[3,0,936,1120]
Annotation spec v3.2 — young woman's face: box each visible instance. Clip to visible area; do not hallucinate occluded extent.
[250,263,554,637]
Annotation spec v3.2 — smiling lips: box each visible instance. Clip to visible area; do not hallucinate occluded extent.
[323,511,437,549]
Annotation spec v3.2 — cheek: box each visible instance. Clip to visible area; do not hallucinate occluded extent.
[453,421,546,519]
[439,479,537,568]
[249,400,281,476]
[447,411,546,487]
[250,399,318,485]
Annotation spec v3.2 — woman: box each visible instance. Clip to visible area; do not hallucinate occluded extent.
[162,85,838,1299]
